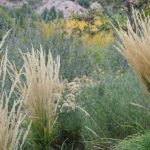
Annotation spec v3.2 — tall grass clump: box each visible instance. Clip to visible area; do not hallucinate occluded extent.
[19,47,63,150]
[115,9,150,94]
[0,33,30,149]
[0,90,29,150]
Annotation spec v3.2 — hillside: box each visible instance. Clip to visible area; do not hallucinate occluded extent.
[0,0,101,18]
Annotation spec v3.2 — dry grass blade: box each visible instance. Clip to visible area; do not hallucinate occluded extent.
[0,29,11,51]
[115,9,150,94]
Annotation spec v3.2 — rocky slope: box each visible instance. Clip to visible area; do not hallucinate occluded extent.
[0,0,101,18]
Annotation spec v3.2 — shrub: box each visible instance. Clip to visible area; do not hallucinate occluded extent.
[47,32,102,80]
[77,0,90,8]
[56,109,86,150]
[54,77,91,150]
[0,7,13,40]
[100,46,126,72]
[115,131,150,150]
[27,0,42,9]
[10,4,37,27]
[41,7,63,22]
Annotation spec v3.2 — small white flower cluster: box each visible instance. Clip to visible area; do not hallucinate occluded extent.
[59,76,94,113]
[60,78,80,113]
[114,70,123,80]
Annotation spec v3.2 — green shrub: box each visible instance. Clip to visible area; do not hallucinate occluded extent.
[0,7,13,40]
[45,31,103,80]
[115,131,150,150]
[100,45,126,72]
[27,0,42,9]
[9,4,37,27]
[41,7,63,22]
[54,109,86,150]
[77,0,90,8]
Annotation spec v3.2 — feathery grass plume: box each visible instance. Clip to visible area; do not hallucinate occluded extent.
[115,9,150,94]
[19,46,63,149]
[0,49,30,150]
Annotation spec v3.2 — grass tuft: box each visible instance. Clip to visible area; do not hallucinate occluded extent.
[115,9,150,94]
[19,46,64,150]
[0,37,30,150]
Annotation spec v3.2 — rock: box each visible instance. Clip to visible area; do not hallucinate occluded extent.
[36,0,86,18]
[90,2,102,10]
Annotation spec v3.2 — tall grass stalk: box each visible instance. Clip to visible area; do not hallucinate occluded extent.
[0,49,30,150]
[115,10,150,94]
[19,46,63,150]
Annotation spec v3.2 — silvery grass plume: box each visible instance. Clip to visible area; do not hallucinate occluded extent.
[17,46,64,149]
[115,9,150,94]
[0,48,30,149]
